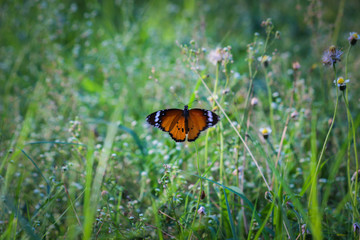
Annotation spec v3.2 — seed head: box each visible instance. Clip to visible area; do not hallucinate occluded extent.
[322,45,343,66]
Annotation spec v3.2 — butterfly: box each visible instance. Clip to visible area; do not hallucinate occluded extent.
[146,105,220,142]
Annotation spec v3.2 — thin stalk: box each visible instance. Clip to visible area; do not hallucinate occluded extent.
[343,92,359,218]
[239,53,255,129]
[344,44,359,219]
[203,61,221,214]
[345,45,352,80]
[189,143,203,239]
[192,68,270,190]
[213,62,220,101]
[275,71,297,167]
[272,69,298,189]
[239,51,256,235]
[219,122,225,236]
[263,67,276,140]
[310,64,339,203]
[240,28,271,130]
[240,106,252,234]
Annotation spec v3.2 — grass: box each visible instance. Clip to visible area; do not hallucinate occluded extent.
[1,0,360,239]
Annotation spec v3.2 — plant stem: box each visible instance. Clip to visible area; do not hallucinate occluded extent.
[264,67,276,140]
[311,64,339,200]
[189,143,203,239]
[343,92,359,218]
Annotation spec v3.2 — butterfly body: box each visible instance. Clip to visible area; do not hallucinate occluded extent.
[146,105,219,142]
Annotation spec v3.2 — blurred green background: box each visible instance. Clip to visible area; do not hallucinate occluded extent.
[1,0,359,133]
[1,0,360,239]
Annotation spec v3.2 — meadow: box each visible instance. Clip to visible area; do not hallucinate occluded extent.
[1,0,360,239]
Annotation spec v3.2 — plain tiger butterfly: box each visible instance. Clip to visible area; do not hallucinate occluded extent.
[146,105,220,142]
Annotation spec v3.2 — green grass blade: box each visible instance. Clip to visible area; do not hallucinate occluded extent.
[20,149,50,194]
[223,188,237,239]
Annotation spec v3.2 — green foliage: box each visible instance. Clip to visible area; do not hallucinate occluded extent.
[1,0,360,239]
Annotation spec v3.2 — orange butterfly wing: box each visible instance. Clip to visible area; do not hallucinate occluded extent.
[168,116,187,142]
[187,109,219,142]
[147,106,219,142]
[146,109,186,142]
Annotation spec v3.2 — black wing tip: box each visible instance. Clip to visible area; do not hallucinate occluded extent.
[146,111,166,131]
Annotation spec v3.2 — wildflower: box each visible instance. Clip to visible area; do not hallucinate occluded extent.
[348,32,359,46]
[328,118,333,127]
[291,111,299,119]
[101,191,110,201]
[333,76,349,91]
[264,191,273,202]
[261,18,273,27]
[292,61,301,71]
[232,166,243,176]
[354,223,360,234]
[208,47,232,66]
[258,55,272,68]
[208,48,223,65]
[197,206,206,215]
[351,170,360,182]
[222,88,230,95]
[260,127,272,139]
[251,97,259,106]
[302,224,310,235]
[207,95,218,103]
[322,45,343,66]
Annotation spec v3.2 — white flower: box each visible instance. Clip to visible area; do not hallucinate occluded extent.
[197,206,206,215]
[208,48,223,65]
[333,76,350,91]
[259,127,272,139]
[322,45,343,66]
[348,32,360,46]
[251,97,259,106]
[208,47,233,66]
[258,55,272,67]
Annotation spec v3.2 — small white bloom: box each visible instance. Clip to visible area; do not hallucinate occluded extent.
[208,48,223,65]
[258,55,272,67]
[333,77,350,87]
[349,32,360,45]
[197,206,206,215]
[333,76,350,91]
[251,97,259,106]
[259,127,272,139]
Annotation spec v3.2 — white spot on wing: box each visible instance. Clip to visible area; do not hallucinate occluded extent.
[155,111,161,122]
[207,111,213,122]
